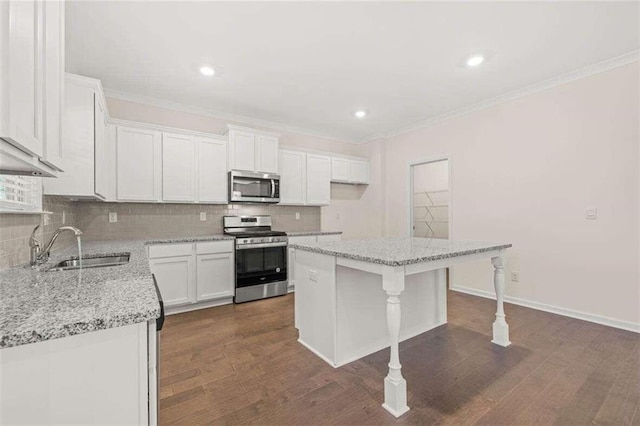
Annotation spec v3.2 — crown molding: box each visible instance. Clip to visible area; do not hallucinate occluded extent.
[360,50,640,143]
[102,89,361,145]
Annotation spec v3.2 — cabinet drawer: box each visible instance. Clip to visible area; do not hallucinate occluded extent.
[148,243,193,259]
[196,240,234,255]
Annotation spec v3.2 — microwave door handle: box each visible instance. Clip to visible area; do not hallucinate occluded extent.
[271,180,275,198]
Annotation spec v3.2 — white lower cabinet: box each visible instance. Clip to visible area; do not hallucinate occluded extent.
[149,240,234,312]
[0,322,153,425]
[149,254,195,307]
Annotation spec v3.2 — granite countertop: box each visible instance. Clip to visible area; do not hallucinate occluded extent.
[286,231,343,237]
[0,240,162,349]
[145,235,235,245]
[290,237,512,266]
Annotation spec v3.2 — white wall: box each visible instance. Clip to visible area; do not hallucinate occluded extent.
[381,62,639,329]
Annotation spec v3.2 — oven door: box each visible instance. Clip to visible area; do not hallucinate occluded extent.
[229,171,280,203]
[235,243,287,288]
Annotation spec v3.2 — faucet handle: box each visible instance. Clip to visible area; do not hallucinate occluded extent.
[29,225,41,248]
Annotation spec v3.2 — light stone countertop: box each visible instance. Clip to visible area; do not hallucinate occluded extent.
[145,235,235,245]
[286,231,343,237]
[0,240,163,349]
[290,237,512,267]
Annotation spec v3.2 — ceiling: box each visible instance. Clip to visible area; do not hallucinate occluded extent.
[65,1,639,143]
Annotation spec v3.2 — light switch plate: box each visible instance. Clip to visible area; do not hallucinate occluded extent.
[109,212,118,223]
[586,207,597,220]
[309,269,318,282]
[200,212,207,221]
[511,271,520,282]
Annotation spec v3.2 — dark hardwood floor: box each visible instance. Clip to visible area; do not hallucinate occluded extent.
[159,291,640,425]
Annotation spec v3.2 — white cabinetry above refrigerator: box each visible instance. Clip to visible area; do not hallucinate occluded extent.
[225,125,279,174]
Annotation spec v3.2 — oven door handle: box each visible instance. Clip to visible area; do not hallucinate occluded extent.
[237,242,288,250]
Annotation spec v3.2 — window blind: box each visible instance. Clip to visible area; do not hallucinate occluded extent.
[0,175,43,212]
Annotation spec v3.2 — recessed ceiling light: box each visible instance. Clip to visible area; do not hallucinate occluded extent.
[354,110,367,119]
[199,66,215,76]
[466,55,485,67]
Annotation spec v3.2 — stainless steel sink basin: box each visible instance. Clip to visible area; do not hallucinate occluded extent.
[47,254,130,271]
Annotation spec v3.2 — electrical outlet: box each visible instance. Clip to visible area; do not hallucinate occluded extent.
[309,269,319,282]
[511,271,520,282]
[62,211,66,225]
[200,212,207,221]
[109,212,118,223]
[44,214,51,226]
[295,212,300,220]
[586,207,597,220]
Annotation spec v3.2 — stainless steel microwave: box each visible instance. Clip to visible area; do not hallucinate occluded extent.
[228,170,280,203]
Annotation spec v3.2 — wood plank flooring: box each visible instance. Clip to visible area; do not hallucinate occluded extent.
[159,291,640,425]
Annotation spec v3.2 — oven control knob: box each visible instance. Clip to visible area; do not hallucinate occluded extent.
[249,239,254,243]
[243,239,249,244]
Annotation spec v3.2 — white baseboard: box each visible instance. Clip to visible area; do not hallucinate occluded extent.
[450,285,640,334]
[165,296,233,315]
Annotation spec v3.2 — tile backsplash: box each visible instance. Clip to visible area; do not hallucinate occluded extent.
[0,198,320,270]
[74,202,320,241]
[0,196,78,270]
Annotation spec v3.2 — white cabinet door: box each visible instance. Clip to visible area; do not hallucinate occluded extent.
[3,0,44,156]
[94,95,108,199]
[162,132,196,202]
[279,150,306,205]
[331,157,350,182]
[306,154,331,205]
[196,253,234,301]
[229,129,255,172]
[116,126,161,201]
[350,160,369,184]
[43,78,96,198]
[256,134,279,173]
[41,0,64,169]
[150,256,195,307]
[197,137,227,203]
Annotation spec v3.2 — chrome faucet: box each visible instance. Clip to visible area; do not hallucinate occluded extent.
[29,225,83,266]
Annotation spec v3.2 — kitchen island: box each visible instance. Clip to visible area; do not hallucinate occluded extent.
[290,237,512,418]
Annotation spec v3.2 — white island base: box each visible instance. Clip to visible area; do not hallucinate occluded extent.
[292,239,511,418]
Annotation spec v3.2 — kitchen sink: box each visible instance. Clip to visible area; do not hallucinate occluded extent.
[47,254,130,272]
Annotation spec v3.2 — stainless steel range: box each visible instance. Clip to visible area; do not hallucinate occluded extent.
[223,215,288,303]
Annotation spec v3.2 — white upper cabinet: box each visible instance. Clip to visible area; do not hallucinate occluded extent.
[0,0,65,174]
[256,134,279,174]
[116,126,161,202]
[162,132,196,202]
[94,95,108,199]
[228,128,256,172]
[44,74,108,199]
[41,0,65,169]
[350,160,370,184]
[196,136,227,203]
[330,156,370,184]
[279,150,307,205]
[331,157,350,182]
[306,154,331,206]
[226,125,279,174]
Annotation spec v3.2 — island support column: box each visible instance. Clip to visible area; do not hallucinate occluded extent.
[491,252,511,346]
[381,266,410,417]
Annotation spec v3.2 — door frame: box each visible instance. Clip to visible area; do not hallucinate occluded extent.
[406,154,453,239]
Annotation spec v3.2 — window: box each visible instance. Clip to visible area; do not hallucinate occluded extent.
[0,175,43,212]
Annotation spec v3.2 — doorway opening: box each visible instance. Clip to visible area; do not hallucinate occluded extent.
[409,157,451,239]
